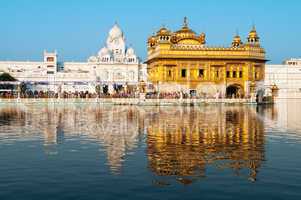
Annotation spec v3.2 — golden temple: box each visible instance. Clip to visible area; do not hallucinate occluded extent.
[146,17,267,98]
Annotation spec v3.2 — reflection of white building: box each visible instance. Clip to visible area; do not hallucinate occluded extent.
[265,58,301,98]
[0,23,147,93]
[0,104,142,172]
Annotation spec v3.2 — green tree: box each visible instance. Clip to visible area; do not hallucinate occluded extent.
[0,73,17,81]
[0,73,17,90]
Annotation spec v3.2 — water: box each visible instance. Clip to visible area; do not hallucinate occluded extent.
[0,100,301,200]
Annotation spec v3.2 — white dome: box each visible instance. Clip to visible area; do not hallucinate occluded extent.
[109,24,123,39]
[98,47,110,57]
[126,47,135,56]
[88,56,98,63]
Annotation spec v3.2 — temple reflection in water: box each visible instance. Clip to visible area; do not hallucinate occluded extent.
[0,104,141,173]
[145,106,265,182]
[1,102,295,181]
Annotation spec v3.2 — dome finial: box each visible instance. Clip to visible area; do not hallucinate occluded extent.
[251,21,256,31]
[183,16,188,27]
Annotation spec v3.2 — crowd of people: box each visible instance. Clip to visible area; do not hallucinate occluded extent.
[0,90,248,99]
[0,90,139,99]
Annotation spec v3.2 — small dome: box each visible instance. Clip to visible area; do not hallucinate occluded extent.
[248,26,259,39]
[88,56,98,62]
[148,35,157,47]
[249,30,257,38]
[98,47,110,57]
[232,34,242,47]
[126,47,135,56]
[248,26,260,43]
[175,17,195,36]
[148,35,156,43]
[234,35,241,42]
[175,26,195,35]
[157,27,171,36]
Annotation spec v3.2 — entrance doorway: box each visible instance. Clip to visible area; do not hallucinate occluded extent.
[226,84,243,98]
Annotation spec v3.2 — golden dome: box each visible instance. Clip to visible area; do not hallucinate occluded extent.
[148,35,157,47]
[232,34,242,47]
[249,30,258,38]
[248,26,260,43]
[170,17,206,45]
[148,35,156,42]
[157,27,171,36]
[234,35,241,42]
[176,26,195,34]
[176,17,195,34]
[175,17,196,36]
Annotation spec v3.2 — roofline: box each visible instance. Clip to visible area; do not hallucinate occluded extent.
[145,57,268,64]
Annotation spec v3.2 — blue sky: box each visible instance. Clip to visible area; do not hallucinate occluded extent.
[0,0,300,63]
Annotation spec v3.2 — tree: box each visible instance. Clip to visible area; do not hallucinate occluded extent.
[0,73,17,81]
[0,73,17,90]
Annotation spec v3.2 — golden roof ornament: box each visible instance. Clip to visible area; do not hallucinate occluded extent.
[148,34,157,48]
[157,26,170,36]
[199,32,206,45]
[232,30,242,47]
[183,16,188,28]
[248,25,260,44]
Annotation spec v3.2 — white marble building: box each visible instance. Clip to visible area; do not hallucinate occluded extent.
[0,23,147,94]
[265,58,301,98]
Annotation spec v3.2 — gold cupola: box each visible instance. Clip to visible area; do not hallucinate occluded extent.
[171,17,206,45]
[147,34,157,48]
[175,17,196,39]
[156,26,171,43]
[247,25,260,44]
[232,32,243,47]
[157,26,171,36]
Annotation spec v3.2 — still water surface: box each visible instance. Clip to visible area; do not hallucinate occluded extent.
[0,100,301,199]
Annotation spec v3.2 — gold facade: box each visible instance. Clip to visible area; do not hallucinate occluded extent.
[146,18,267,97]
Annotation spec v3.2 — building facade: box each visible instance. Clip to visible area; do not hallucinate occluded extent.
[265,58,301,98]
[0,23,147,94]
[146,18,267,98]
